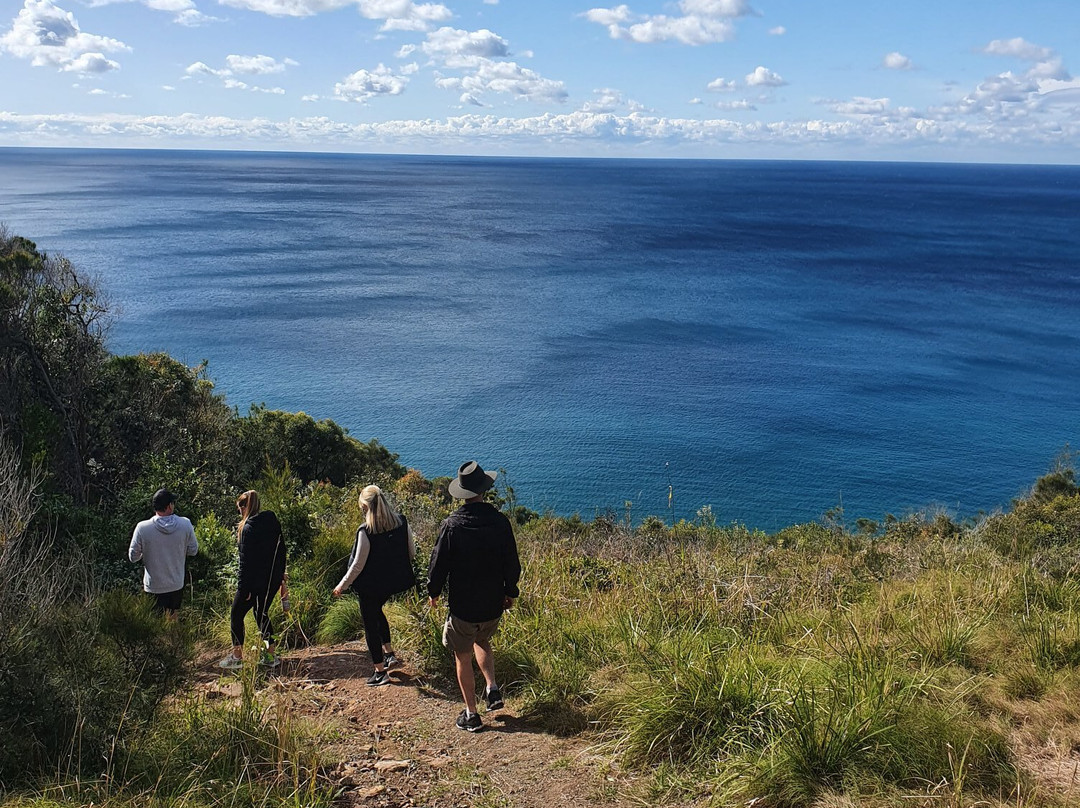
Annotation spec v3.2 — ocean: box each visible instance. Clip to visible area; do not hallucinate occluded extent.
[1,148,1078,530]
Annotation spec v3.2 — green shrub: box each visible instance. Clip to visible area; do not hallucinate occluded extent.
[0,582,187,786]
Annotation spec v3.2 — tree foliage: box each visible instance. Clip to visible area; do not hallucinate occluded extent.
[0,229,107,501]
[234,405,404,487]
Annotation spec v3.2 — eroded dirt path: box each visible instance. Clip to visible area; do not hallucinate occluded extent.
[194,642,660,808]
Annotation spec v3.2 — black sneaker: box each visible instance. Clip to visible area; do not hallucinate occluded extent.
[455,709,483,732]
[383,652,399,669]
[484,686,504,711]
[366,669,390,687]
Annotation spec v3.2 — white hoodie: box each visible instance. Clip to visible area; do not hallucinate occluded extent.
[128,513,199,594]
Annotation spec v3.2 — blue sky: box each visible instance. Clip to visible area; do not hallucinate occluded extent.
[1,0,1078,162]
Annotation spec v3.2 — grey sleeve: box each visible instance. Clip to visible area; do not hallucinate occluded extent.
[128,527,143,563]
[336,529,370,591]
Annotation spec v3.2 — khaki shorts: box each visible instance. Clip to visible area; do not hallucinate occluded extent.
[442,614,502,653]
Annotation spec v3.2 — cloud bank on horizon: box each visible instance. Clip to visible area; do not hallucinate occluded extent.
[1,0,1078,162]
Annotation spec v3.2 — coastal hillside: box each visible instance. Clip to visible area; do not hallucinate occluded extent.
[4,228,1080,807]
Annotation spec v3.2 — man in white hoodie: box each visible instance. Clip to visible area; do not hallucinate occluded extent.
[129,488,199,618]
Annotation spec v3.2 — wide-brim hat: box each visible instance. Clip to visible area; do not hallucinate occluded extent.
[448,461,497,500]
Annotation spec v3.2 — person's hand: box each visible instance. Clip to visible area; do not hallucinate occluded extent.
[502,596,514,611]
[332,587,342,598]
[428,597,438,610]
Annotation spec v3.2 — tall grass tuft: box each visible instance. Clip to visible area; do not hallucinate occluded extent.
[315,595,364,644]
[598,644,783,768]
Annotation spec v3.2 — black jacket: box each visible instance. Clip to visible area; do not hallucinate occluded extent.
[427,502,521,623]
[238,511,287,597]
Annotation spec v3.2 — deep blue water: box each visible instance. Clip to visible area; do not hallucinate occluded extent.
[2,148,1078,529]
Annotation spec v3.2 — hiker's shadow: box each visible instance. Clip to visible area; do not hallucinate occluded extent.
[482,713,551,736]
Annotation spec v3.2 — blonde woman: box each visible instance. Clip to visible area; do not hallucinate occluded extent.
[333,485,416,686]
[219,490,288,669]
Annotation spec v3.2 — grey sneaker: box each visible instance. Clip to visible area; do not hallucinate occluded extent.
[218,654,243,670]
[456,709,483,732]
[484,686,504,711]
[366,669,390,687]
[384,652,399,669]
[259,652,280,668]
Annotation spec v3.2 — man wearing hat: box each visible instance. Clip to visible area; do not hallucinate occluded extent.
[428,461,522,732]
[128,488,199,619]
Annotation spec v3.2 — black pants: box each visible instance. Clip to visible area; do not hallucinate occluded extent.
[230,584,279,647]
[358,592,392,666]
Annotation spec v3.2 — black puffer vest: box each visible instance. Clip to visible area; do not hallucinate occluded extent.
[351,516,415,600]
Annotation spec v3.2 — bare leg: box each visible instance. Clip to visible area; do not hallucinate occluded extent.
[454,649,478,713]
[474,639,497,691]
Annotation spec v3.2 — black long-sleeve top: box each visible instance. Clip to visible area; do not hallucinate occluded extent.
[427,502,521,623]
[238,511,287,597]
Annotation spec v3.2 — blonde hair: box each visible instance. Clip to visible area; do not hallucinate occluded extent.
[237,489,261,541]
[359,485,401,535]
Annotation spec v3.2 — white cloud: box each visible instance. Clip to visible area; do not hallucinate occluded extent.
[186,60,222,77]
[217,0,347,14]
[827,96,890,115]
[422,27,510,62]
[334,63,409,101]
[223,78,285,93]
[745,65,785,86]
[0,0,129,73]
[225,54,299,74]
[217,0,450,28]
[185,55,296,93]
[3,107,1076,157]
[715,99,755,110]
[583,0,752,45]
[688,97,702,104]
[583,5,631,26]
[421,27,567,106]
[768,25,784,35]
[85,0,218,25]
[883,51,911,70]
[983,38,1053,62]
[434,58,568,104]
[579,88,623,113]
[578,87,645,113]
[706,77,735,92]
[952,40,1077,119]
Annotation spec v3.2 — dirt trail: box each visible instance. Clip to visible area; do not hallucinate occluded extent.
[194,642,667,808]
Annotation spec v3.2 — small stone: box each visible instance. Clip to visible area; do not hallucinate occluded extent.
[374,759,411,773]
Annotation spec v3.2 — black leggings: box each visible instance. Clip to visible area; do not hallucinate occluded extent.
[358,592,392,666]
[230,584,279,647]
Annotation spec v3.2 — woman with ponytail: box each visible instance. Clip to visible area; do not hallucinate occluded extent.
[219,490,288,669]
[333,485,416,686]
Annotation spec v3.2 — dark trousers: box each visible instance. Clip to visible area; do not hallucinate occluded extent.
[358,592,392,666]
[230,584,279,646]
